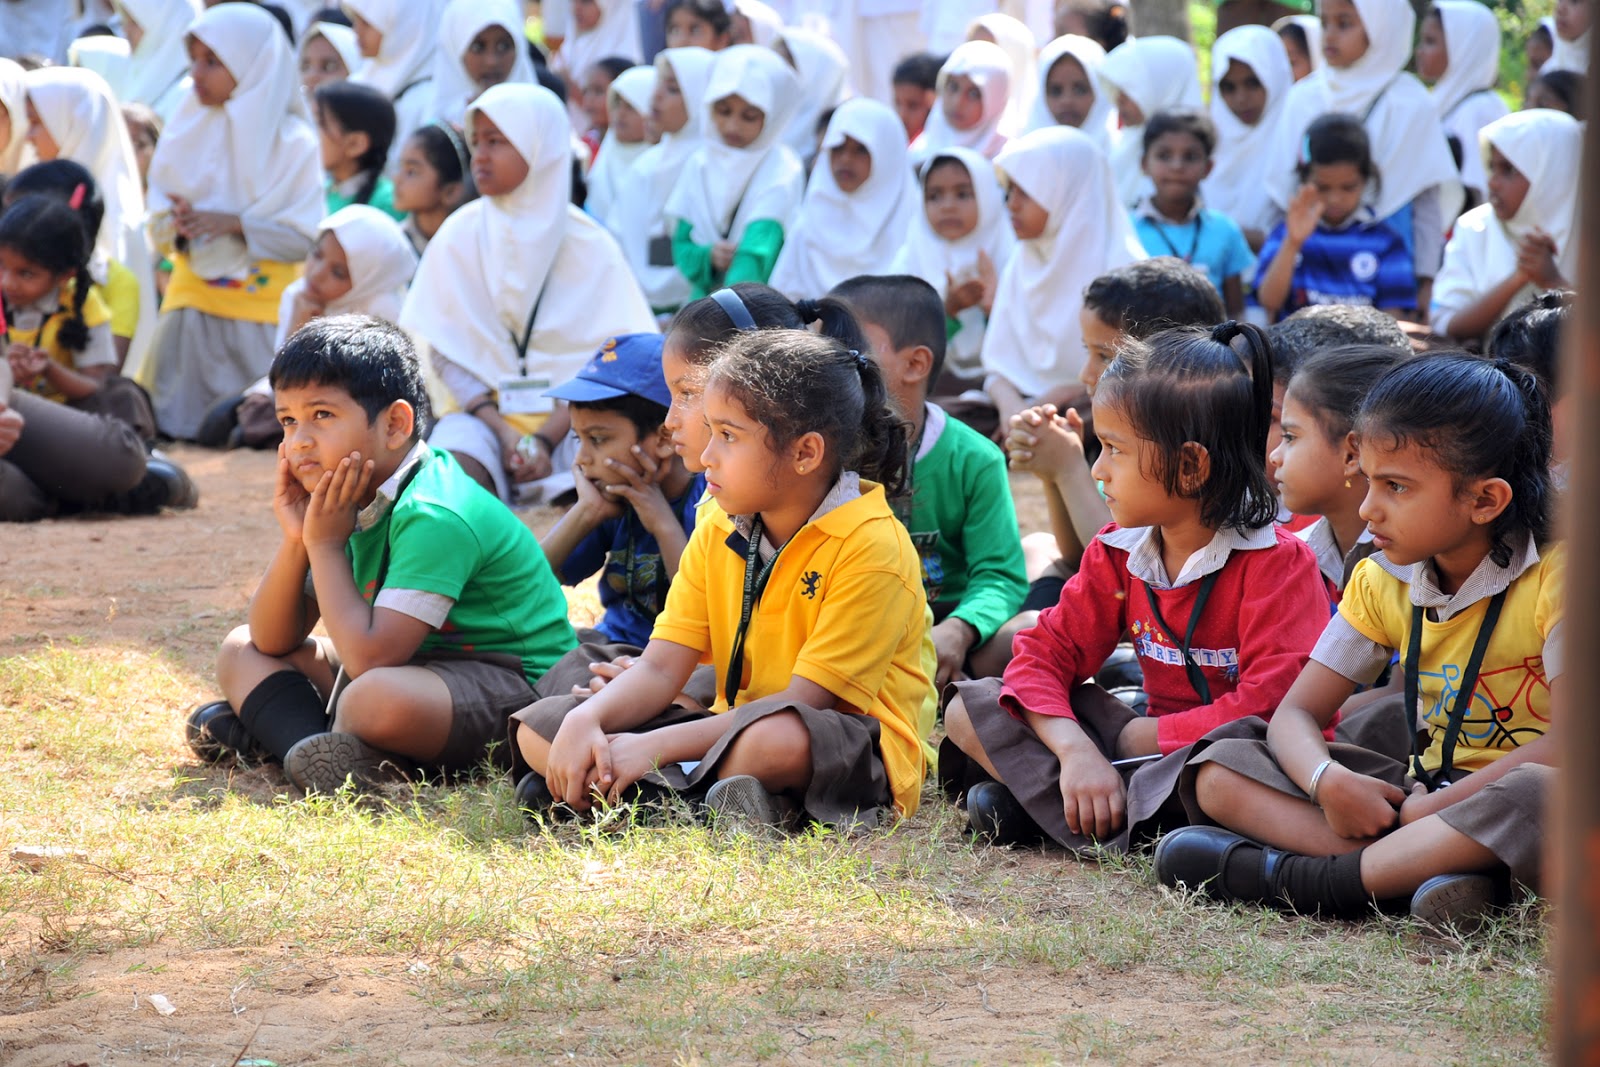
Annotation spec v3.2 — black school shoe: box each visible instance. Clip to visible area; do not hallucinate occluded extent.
[283,732,417,794]
[1154,825,1279,900]
[185,700,265,763]
[1409,872,1510,932]
[703,775,798,831]
[965,780,1045,846]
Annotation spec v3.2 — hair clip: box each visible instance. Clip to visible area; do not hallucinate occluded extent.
[68,183,86,210]
[850,349,870,370]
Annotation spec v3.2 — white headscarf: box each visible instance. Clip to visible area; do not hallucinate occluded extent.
[276,203,417,348]
[299,21,364,86]
[1431,109,1582,334]
[0,59,32,177]
[777,27,850,159]
[665,44,805,246]
[969,12,1037,137]
[557,0,643,81]
[585,65,658,225]
[343,0,437,98]
[1430,1,1508,198]
[770,97,918,298]
[428,0,536,126]
[1274,14,1324,77]
[912,41,1013,162]
[114,0,202,118]
[981,126,1145,396]
[400,84,656,389]
[735,0,785,48]
[889,146,1018,376]
[1099,36,1203,205]
[610,47,716,309]
[1271,0,1460,221]
[1026,35,1114,153]
[1204,26,1294,235]
[1546,12,1590,74]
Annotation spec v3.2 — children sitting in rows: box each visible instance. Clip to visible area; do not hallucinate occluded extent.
[1029,35,1112,152]
[390,122,474,258]
[1204,25,1294,249]
[1097,36,1203,206]
[890,52,941,143]
[313,80,402,221]
[1418,1,1509,210]
[912,41,1015,162]
[584,65,658,228]
[343,0,435,172]
[429,0,535,126]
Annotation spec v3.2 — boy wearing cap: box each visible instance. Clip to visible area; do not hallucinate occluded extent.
[538,334,705,649]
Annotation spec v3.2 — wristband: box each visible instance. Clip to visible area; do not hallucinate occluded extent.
[1305,758,1334,805]
[533,432,557,454]
[466,397,497,418]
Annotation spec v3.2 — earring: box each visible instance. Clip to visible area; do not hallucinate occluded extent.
[1344,478,1352,489]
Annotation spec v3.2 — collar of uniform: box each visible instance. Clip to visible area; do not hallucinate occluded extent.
[916,402,947,462]
[732,470,863,559]
[1318,204,1380,233]
[329,172,370,198]
[1135,194,1204,225]
[1297,517,1374,587]
[8,285,64,332]
[354,440,430,533]
[1369,531,1540,622]
[1099,522,1277,590]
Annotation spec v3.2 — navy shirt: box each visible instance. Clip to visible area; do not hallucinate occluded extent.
[1250,210,1416,322]
[559,474,708,647]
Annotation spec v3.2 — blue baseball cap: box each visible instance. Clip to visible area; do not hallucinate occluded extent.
[544,333,669,408]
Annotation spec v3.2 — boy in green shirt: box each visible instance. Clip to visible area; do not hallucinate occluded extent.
[831,275,1028,688]
[188,316,576,793]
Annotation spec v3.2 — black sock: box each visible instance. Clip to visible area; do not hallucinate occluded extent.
[1222,844,1373,918]
[236,671,329,762]
[203,706,260,757]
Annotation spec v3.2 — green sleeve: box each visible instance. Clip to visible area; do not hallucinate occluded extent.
[672,218,715,298]
[948,442,1029,643]
[945,314,962,342]
[724,219,785,287]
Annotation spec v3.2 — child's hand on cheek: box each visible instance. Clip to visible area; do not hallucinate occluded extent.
[570,459,626,524]
[300,452,376,548]
[711,239,737,271]
[603,444,676,535]
[272,446,312,542]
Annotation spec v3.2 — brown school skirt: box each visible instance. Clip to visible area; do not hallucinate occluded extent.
[941,676,1193,853]
[507,686,894,828]
[1178,695,1550,888]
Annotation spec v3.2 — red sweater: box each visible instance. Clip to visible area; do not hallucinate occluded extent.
[1000,524,1331,754]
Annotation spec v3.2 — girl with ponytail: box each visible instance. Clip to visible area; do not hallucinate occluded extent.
[943,321,1330,854]
[510,326,930,832]
[1160,352,1562,929]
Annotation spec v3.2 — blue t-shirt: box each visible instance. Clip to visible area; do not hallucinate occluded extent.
[559,473,708,647]
[1249,212,1416,322]
[1131,204,1256,296]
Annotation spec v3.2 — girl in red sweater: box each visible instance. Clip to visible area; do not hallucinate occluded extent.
[941,322,1331,852]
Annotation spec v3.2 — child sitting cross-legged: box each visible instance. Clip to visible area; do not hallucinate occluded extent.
[188,315,577,794]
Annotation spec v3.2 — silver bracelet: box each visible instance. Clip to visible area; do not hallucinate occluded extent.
[1306,758,1335,806]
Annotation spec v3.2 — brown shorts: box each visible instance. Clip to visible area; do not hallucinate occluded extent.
[943,676,1192,853]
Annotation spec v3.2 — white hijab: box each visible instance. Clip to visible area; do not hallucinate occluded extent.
[429,0,536,126]
[777,27,850,159]
[557,0,643,81]
[1430,1,1508,198]
[611,47,716,309]
[1099,36,1203,205]
[889,146,1018,375]
[1546,13,1590,74]
[969,12,1037,137]
[1269,0,1459,219]
[300,21,364,85]
[400,83,655,389]
[1274,14,1324,76]
[982,126,1145,396]
[735,0,785,48]
[0,59,32,177]
[912,41,1013,162]
[1204,26,1294,234]
[276,203,417,347]
[344,0,437,98]
[585,65,658,226]
[114,0,201,115]
[1026,35,1113,153]
[665,44,805,246]
[770,97,918,298]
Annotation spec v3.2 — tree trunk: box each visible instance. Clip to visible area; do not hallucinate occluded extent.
[1128,0,1193,41]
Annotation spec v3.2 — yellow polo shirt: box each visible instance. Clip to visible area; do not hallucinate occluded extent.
[651,483,930,816]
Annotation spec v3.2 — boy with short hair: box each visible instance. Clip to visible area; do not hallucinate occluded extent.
[891,53,943,142]
[189,315,577,792]
[1132,108,1256,318]
[830,274,1027,690]
[538,333,706,649]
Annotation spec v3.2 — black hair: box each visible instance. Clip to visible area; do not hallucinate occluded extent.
[1062,0,1129,52]
[665,0,733,36]
[593,55,635,82]
[569,153,587,207]
[570,393,670,439]
[1529,69,1585,119]
[121,101,162,146]
[314,81,397,208]
[535,63,568,104]
[1268,304,1410,385]
[1096,322,1279,531]
[1142,107,1217,157]
[250,1,295,41]
[1286,343,1406,443]
[815,104,837,135]
[666,283,867,368]
[0,195,95,353]
[828,274,949,388]
[269,314,433,440]
[706,329,909,497]
[892,52,943,91]
[1487,289,1572,398]
[405,122,476,202]
[4,160,106,261]
[309,6,351,26]
[1277,20,1310,57]
[1356,353,1552,565]
[1296,112,1380,196]
[1083,257,1225,339]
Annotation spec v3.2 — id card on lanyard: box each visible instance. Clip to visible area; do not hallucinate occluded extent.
[497,277,553,415]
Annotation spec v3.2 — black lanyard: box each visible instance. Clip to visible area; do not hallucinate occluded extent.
[369,459,426,598]
[723,515,788,708]
[1142,569,1222,704]
[1150,212,1204,264]
[1404,588,1507,790]
[507,276,551,378]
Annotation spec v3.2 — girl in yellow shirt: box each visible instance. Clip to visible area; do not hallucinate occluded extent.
[510,327,931,828]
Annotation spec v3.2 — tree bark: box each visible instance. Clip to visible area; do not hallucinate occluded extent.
[1128,0,1193,41]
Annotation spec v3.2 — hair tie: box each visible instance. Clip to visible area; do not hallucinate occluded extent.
[849,349,870,371]
[1209,320,1242,345]
[68,183,86,211]
[794,297,823,325]
[1300,133,1313,166]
